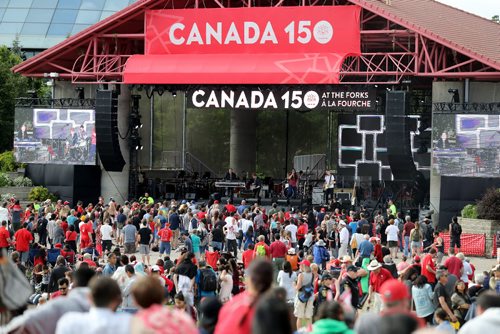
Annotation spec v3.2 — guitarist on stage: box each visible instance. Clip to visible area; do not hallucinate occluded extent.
[323,170,336,204]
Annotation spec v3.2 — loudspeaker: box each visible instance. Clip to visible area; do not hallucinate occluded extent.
[385,91,417,180]
[95,90,125,171]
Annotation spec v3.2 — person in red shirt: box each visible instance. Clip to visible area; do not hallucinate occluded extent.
[0,220,12,251]
[296,220,308,249]
[421,248,437,285]
[50,277,69,299]
[14,223,34,264]
[443,247,463,278]
[205,249,221,271]
[367,259,394,312]
[242,244,255,269]
[79,219,93,250]
[253,235,270,259]
[214,260,273,334]
[158,223,173,256]
[269,233,288,277]
[224,200,237,214]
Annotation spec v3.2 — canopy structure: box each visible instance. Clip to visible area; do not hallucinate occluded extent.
[12,0,500,84]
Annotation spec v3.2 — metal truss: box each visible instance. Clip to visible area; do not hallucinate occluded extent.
[433,102,500,114]
[15,98,96,108]
[16,0,500,84]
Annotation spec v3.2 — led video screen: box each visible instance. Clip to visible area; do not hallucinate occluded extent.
[14,108,96,165]
[432,114,500,177]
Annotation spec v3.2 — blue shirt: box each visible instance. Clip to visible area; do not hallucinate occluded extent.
[349,221,359,234]
[237,205,248,215]
[411,284,435,317]
[169,213,181,230]
[67,215,78,226]
[195,268,217,298]
[191,234,200,253]
[102,263,116,276]
[358,240,374,257]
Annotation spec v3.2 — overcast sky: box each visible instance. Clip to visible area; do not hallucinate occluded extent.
[436,0,499,19]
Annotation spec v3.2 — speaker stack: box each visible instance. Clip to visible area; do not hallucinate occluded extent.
[95,90,126,171]
[385,91,417,181]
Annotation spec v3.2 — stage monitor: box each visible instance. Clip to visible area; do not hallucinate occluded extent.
[432,113,500,177]
[13,107,96,165]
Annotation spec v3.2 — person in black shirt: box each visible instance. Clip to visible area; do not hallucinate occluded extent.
[433,269,458,323]
[211,225,225,251]
[138,220,152,266]
[340,265,360,310]
[174,252,198,306]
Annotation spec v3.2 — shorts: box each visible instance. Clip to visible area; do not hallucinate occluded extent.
[139,244,150,255]
[124,242,136,254]
[294,296,314,319]
[450,238,461,248]
[388,241,398,248]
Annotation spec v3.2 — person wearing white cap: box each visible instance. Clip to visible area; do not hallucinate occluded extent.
[338,221,349,258]
[366,259,393,313]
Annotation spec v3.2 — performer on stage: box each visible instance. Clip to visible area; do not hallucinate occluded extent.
[323,170,335,204]
[286,168,298,199]
[224,168,238,180]
[249,172,262,199]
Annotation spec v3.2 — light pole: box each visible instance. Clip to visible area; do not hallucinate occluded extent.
[44,72,59,107]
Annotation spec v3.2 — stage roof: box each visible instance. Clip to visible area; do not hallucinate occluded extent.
[12,0,500,84]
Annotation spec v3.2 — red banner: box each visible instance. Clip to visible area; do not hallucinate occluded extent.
[439,233,486,257]
[145,6,361,55]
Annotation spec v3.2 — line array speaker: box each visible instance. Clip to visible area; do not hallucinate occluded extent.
[95,90,125,171]
[385,91,417,180]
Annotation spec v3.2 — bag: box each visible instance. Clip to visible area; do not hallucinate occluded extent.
[298,282,314,303]
[0,253,33,310]
[255,244,267,257]
[199,268,217,292]
[151,245,159,252]
[452,222,462,236]
[351,236,358,249]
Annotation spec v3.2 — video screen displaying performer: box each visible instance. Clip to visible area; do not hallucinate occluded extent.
[13,108,96,165]
[432,114,500,177]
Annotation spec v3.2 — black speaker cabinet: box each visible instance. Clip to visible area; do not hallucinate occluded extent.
[95,90,125,171]
[385,91,417,181]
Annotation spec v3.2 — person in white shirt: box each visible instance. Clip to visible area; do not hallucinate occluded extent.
[277,261,298,303]
[456,252,472,283]
[285,221,298,247]
[0,202,9,224]
[56,276,131,334]
[323,170,335,204]
[239,213,253,234]
[224,213,238,257]
[100,219,114,253]
[385,219,400,259]
[338,221,349,257]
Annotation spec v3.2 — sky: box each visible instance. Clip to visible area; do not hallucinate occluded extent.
[436,0,500,19]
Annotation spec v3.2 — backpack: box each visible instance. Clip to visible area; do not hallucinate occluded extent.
[298,279,314,303]
[396,219,404,234]
[255,244,267,257]
[199,268,217,292]
[452,222,462,236]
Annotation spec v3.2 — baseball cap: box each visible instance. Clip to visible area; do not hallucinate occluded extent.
[298,259,311,267]
[214,200,219,204]
[413,255,421,263]
[321,273,333,280]
[321,208,326,212]
[63,201,69,205]
[151,265,160,272]
[379,279,410,303]
[346,265,358,272]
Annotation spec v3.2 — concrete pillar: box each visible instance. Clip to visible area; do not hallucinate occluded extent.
[100,86,130,202]
[230,110,257,176]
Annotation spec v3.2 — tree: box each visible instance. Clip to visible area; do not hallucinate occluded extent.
[0,45,30,152]
[492,15,499,23]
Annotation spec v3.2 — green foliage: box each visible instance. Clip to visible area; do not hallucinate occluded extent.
[0,193,15,202]
[0,151,19,172]
[0,45,30,152]
[461,204,478,219]
[28,186,57,202]
[476,188,500,221]
[12,176,32,187]
[0,173,13,187]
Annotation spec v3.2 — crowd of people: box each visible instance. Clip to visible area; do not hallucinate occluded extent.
[0,194,499,334]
